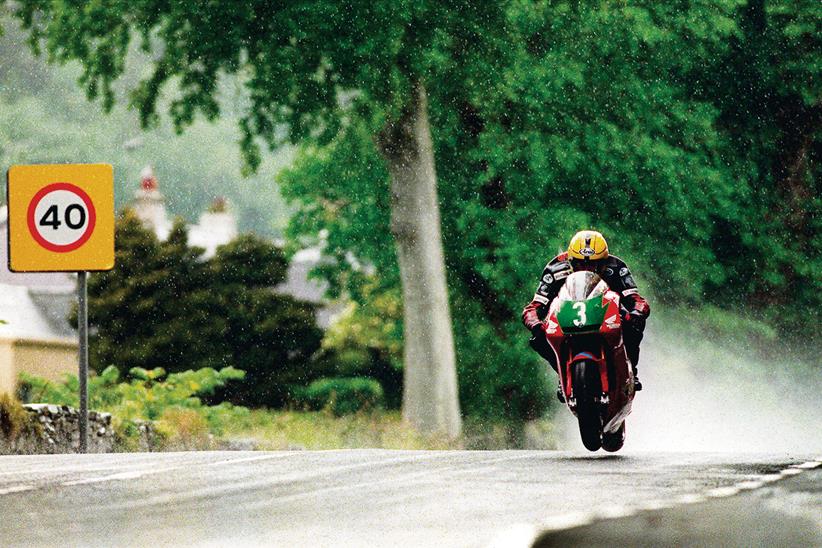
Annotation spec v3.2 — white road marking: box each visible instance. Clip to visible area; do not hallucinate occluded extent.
[677,493,707,504]
[54,454,295,488]
[0,484,34,495]
[63,471,146,486]
[636,500,675,511]
[491,457,822,547]
[486,524,540,548]
[780,468,803,476]
[203,453,295,467]
[596,506,637,519]
[539,511,595,531]
[706,486,740,498]
[735,480,765,490]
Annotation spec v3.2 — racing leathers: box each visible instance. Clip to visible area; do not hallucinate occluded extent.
[521,252,650,375]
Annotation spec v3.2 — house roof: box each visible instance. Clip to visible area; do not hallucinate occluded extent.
[0,206,76,343]
[0,284,75,342]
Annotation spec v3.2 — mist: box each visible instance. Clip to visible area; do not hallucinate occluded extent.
[556,314,822,454]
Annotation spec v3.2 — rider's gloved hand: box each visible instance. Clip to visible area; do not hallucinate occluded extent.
[621,295,650,324]
[622,309,646,332]
[631,298,650,318]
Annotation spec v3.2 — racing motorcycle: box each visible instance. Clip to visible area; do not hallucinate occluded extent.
[542,271,636,452]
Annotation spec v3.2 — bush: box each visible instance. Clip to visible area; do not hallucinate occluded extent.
[79,215,323,409]
[0,393,30,442]
[157,408,212,450]
[18,365,248,448]
[299,377,384,416]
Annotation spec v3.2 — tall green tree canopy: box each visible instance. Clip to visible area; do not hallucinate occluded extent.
[281,1,820,417]
[9,0,818,423]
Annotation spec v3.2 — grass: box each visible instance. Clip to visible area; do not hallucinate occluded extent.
[221,410,457,450]
[218,409,559,451]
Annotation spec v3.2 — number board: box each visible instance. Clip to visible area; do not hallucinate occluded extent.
[7,164,114,272]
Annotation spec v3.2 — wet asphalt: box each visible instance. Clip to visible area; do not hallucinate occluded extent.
[0,450,819,547]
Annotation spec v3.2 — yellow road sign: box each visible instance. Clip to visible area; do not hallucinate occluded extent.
[7,164,114,272]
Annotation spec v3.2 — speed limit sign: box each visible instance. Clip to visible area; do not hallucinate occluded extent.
[28,182,97,252]
[7,164,114,272]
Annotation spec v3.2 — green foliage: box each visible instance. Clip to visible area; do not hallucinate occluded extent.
[692,0,822,344]
[221,409,460,450]
[19,365,249,445]
[279,0,820,418]
[76,212,323,407]
[298,377,385,417]
[0,393,31,442]
[319,284,404,409]
[6,1,819,422]
[8,1,511,170]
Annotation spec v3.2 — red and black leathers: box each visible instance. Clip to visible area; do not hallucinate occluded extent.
[522,252,650,371]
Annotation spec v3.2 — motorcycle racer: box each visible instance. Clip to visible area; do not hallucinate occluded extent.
[522,230,650,397]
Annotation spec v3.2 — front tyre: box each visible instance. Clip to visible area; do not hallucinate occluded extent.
[573,360,602,451]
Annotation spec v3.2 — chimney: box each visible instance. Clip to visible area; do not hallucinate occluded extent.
[132,166,170,240]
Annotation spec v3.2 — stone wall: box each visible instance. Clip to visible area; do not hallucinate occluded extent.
[20,404,115,453]
[1,404,226,454]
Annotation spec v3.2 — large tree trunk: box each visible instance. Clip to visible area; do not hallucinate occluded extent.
[376,83,462,438]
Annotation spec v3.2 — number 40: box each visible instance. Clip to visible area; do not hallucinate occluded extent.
[40,204,86,230]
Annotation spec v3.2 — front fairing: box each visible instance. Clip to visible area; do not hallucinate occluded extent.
[545,273,622,344]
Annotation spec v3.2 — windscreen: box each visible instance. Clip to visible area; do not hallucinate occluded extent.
[556,271,609,302]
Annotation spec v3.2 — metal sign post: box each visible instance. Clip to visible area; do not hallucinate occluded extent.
[7,164,114,455]
[77,271,89,453]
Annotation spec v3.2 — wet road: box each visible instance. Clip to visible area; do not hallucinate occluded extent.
[0,450,819,547]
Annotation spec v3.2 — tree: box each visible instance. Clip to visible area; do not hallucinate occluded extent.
[8,1,521,437]
[693,0,822,337]
[76,211,322,407]
[281,2,770,420]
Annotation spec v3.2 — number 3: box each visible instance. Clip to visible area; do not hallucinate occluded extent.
[573,302,587,326]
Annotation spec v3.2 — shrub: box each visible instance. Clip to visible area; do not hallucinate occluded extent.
[299,377,384,416]
[0,393,30,441]
[78,215,323,409]
[18,366,248,448]
[157,408,212,450]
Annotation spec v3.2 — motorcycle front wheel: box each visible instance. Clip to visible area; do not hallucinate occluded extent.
[573,360,602,451]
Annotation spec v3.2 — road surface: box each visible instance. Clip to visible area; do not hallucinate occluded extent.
[0,450,819,547]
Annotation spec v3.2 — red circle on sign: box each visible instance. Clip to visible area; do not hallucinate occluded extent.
[27,182,97,253]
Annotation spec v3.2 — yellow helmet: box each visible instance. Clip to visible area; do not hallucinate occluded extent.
[568,230,609,261]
